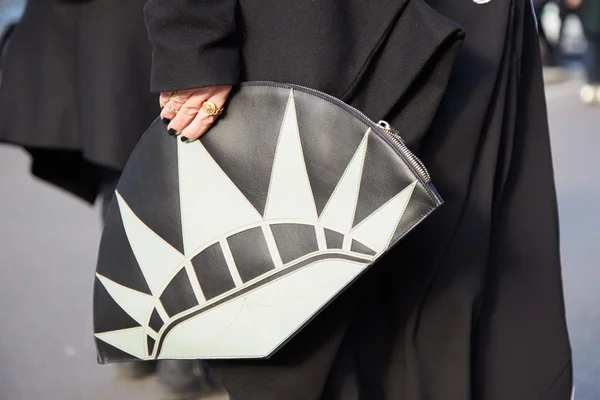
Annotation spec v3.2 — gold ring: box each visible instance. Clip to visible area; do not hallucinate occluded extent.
[202,101,224,116]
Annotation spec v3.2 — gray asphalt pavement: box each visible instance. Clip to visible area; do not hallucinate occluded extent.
[0,78,598,399]
[546,78,600,400]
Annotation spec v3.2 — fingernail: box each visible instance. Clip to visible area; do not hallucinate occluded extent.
[180,136,189,143]
[162,117,171,124]
[168,129,177,136]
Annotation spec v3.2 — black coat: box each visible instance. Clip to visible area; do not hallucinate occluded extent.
[142,0,573,399]
[0,0,159,201]
[145,0,463,147]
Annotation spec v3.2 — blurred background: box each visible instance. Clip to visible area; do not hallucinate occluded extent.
[0,0,598,399]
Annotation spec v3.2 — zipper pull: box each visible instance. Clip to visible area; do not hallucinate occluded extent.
[377,120,403,142]
[377,120,432,183]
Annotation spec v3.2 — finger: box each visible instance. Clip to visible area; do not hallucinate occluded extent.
[159,92,173,109]
[160,95,186,122]
[179,112,217,142]
[160,89,195,122]
[179,97,227,142]
[179,91,231,142]
[166,93,208,136]
[179,88,231,141]
[207,86,232,111]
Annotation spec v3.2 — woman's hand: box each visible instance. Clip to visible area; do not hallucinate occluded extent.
[564,0,582,8]
[160,85,232,142]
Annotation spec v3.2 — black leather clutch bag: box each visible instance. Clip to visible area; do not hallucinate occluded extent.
[93,82,442,363]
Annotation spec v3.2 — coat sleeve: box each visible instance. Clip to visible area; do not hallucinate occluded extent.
[143,0,241,92]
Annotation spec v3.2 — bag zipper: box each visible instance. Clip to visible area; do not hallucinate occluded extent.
[240,82,432,183]
[376,121,431,183]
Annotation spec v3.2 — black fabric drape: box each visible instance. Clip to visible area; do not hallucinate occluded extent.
[0,0,159,200]
[138,0,575,398]
[141,0,572,399]
[0,0,571,397]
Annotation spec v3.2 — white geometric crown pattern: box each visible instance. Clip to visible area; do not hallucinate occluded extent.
[95,89,417,360]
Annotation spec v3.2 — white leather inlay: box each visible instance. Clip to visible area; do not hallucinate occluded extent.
[264,90,318,222]
[95,327,148,359]
[116,192,185,295]
[220,238,244,287]
[319,130,369,233]
[315,225,327,251]
[342,234,352,252]
[351,181,417,253]
[261,224,284,269]
[96,274,155,328]
[159,258,367,359]
[183,262,206,304]
[155,303,170,323]
[177,139,263,256]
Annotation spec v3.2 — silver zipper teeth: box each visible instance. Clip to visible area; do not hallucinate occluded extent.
[241,82,432,184]
[382,130,431,183]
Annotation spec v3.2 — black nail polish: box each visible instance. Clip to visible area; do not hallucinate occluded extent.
[162,117,171,124]
[180,136,189,143]
[168,129,177,136]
